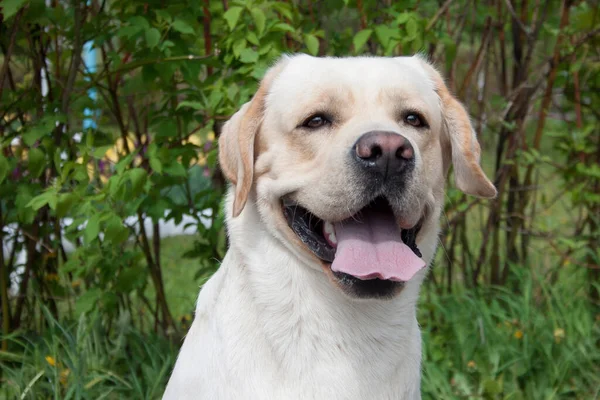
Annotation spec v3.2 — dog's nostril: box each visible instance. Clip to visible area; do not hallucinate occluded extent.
[370,145,383,160]
[356,142,382,160]
[397,145,413,160]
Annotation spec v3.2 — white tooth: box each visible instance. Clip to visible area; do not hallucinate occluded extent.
[329,230,337,245]
[324,221,337,245]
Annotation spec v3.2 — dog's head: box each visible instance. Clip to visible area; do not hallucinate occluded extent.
[219,54,495,299]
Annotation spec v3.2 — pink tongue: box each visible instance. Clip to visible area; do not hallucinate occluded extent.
[331,209,425,282]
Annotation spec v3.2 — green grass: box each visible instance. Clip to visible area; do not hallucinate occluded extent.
[0,310,176,399]
[158,235,205,320]
[2,238,599,399]
[420,269,600,399]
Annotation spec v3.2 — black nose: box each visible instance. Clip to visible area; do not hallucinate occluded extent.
[353,131,415,178]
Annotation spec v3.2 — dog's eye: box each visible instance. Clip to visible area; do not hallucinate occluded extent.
[302,114,331,129]
[404,113,425,127]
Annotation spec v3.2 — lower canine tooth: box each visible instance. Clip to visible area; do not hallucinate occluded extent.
[323,221,337,245]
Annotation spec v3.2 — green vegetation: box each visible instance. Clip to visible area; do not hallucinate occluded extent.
[1,0,599,398]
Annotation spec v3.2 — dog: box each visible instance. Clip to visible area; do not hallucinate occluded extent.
[163,54,496,399]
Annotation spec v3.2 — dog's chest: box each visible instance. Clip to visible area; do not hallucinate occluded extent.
[210,274,422,399]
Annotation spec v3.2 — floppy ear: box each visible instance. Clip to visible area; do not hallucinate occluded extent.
[416,56,497,198]
[218,59,287,217]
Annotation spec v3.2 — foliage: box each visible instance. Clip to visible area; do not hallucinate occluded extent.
[421,269,600,399]
[1,260,598,399]
[0,308,175,399]
[1,0,599,397]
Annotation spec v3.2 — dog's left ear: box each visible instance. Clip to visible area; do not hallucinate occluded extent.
[219,58,288,217]
[416,56,497,198]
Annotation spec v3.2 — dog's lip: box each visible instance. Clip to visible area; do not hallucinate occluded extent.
[281,197,422,229]
[281,196,424,266]
[282,200,336,263]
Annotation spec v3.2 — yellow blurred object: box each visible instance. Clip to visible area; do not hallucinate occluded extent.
[60,368,70,385]
[45,356,57,367]
[186,134,203,146]
[45,273,59,282]
[554,328,565,343]
[467,360,476,369]
[513,330,524,339]
[104,135,137,162]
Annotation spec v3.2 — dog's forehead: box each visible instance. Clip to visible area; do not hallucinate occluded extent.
[266,55,439,110]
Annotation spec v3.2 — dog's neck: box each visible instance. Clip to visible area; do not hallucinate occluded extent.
[221,196,426,378]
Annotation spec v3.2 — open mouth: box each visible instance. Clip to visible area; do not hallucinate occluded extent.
[282,196,425,289]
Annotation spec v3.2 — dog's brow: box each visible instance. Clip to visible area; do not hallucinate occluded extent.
[297,93,346,125]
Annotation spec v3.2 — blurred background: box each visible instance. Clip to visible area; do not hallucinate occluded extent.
[0,0,599,398]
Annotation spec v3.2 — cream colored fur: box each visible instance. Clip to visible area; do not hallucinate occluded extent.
[163,54,495,400]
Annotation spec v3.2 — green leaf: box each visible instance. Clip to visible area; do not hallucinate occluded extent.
[250,8,266,36]
[105,214,129,244]
[406,18,418,38]
[208,90,224,110]
[239,48,258,63]
[145,28,161,48]
[128,168,148,196]
[164,162,187,177]
[172,19,195,34]
[272,22,295,33]
[155,10,172,23]
[115,266,146,293]
[26,190,57,211]
[118,25,143,39]
[397,12,410,24]
[84,214,101,244]
[115,151,137,174]
[129,16,150,30]
[15,189,35,224]
[176,100,205,110]
[75,288,102,315]
[108,175,127,200]
[149,157,163,174]
[1,0,29,20]
[53,148,62,172]
[353,29,372,53]
[27,147,46,178]
[232,38,247,57]
[304,34,319,56]
[374,25,398,48]
[92,145,113,159]
[56,193,77,218]
[246,31,259,45]
[0,154,9,183]
[23,118,55,146]
[223,6,244,31]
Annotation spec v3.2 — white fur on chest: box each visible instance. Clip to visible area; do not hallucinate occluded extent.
[164,201,425,400]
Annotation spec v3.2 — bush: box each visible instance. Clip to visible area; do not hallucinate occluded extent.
[1,0,599,397]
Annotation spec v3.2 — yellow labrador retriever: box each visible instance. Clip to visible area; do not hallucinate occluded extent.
[164,54,496,399]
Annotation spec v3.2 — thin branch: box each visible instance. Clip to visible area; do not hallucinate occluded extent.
[503,0,530,36]
[61,2,89,117]
[0,8,26,100]
[426,0,454,32]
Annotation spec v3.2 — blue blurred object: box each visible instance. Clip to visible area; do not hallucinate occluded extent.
[83,40,97,130]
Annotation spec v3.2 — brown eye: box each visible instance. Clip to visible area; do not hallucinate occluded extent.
[405,113,423,127]
[302,114,330,129]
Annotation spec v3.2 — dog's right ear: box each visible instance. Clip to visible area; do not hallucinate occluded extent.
[218,58,288,217]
